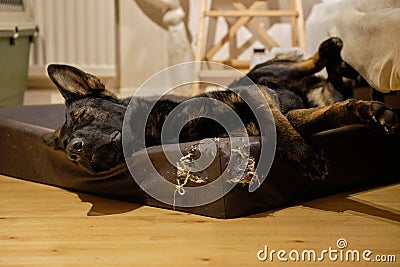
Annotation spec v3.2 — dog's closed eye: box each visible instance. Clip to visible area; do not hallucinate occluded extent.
[110,131,122,142]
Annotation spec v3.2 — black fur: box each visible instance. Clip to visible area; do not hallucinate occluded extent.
[43,37,399,178]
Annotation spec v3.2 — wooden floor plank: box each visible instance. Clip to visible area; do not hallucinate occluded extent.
[0,175,398,266]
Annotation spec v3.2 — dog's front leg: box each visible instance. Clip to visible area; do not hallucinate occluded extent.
[269,104,329,180]
[286,99,399,136]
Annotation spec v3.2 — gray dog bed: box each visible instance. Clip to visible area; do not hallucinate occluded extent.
[0,104,398,218]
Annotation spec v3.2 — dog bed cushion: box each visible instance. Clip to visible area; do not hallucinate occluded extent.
[0,104,399,218]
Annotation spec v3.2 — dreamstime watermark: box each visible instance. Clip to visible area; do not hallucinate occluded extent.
[257,238,397,263]
[122,61,277,207]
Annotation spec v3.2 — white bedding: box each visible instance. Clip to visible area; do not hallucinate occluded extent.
[306,0,400,93]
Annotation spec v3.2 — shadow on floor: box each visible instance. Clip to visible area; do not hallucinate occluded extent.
[249,184,400,224]
[77,193,143,216]
[74,182,399,222]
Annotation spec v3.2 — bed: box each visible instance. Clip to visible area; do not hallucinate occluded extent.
[0,103,398,218]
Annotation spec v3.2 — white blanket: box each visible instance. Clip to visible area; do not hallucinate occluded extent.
[306,0,400,93]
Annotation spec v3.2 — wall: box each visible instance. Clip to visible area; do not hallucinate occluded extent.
[119,0,169,95]
[27,0,321,94]
[29,0,116,78]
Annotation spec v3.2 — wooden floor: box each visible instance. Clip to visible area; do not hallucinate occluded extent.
[0,174,398,266]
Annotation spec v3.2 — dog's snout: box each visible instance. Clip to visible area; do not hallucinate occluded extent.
[66,138,84,161]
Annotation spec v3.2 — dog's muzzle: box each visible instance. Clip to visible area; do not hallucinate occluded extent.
[66,138,84,161]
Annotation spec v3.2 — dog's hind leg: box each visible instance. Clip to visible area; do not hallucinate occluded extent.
[287,36,344,77]
[286,99,399,136]
[243,37,344,88]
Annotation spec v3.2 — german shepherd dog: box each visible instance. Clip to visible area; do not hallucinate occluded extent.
[43,37,399,180]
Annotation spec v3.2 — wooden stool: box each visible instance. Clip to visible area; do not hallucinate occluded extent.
[194,0,307,70]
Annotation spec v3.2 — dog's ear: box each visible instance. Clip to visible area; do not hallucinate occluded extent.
[47,64,115,101]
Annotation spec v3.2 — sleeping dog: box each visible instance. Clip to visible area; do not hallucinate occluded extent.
[43,37,399,180]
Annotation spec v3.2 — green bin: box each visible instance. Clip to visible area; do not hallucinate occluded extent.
[0,24,37,106]
[1,0,37,106]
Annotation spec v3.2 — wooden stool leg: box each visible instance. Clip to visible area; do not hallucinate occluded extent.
[289,0,298,47]
[192,0,209,96]
[294,0,307,58]
[195,0,208,62]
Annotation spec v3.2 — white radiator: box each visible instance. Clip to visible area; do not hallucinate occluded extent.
[29,0,116,77]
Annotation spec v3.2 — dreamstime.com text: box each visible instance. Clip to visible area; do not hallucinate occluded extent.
[257,238,396,263]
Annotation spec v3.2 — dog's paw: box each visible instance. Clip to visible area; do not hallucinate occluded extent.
[284,145,329,181]
[318,37,343,61]
[299,149,329,181]
[349,99,399,134]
